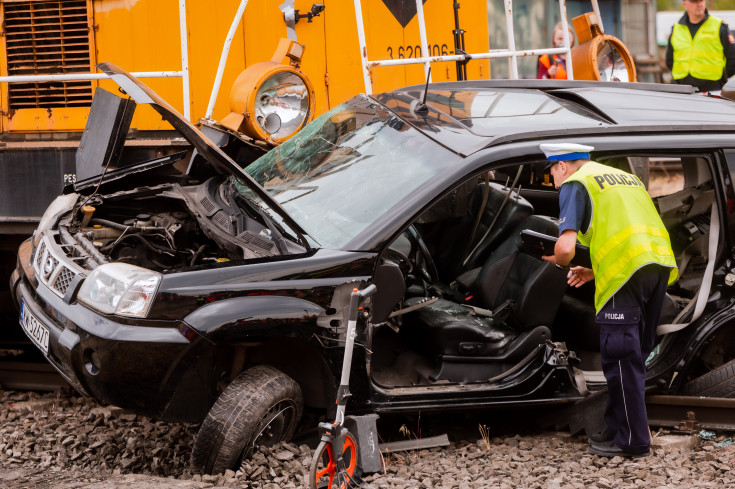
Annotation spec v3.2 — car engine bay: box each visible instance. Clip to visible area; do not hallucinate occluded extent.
[52,175,302,274]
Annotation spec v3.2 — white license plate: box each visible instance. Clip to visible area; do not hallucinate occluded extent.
[20,300,49,354]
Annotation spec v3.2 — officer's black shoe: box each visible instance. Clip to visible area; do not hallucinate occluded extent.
[587,430,614,444]
[587,440,649,458]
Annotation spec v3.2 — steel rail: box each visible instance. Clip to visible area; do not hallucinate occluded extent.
[3,351,735,432]
[0,360,66,392]
[647,395,735,431]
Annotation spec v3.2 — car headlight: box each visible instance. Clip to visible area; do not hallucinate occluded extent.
[77,263,161,318]
[219,38,315,144]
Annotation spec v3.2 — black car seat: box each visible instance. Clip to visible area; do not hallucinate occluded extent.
[399,215,567,382]
[473,215,567,331]
[420,180,534,282]
[461,181,534,273]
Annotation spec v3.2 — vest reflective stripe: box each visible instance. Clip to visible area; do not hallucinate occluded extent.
[596,242,678,294]
[539,54,567,79]
[671,16,725,81]
[594,224,671,266]
[564,162,678,312]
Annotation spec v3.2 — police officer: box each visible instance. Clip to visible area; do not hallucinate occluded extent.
[665,0,735,92]
[540,143,678,458]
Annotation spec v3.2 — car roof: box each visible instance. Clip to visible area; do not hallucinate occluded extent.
[372,80,735,157]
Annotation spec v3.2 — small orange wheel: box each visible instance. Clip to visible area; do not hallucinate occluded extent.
[309,431,359,489]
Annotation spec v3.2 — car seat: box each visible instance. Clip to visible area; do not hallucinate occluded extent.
[421,180,534,282]
[399,215,567,382]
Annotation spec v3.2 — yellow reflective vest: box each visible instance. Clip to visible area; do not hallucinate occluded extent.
[671,16,726,81]
[563,162,678,312]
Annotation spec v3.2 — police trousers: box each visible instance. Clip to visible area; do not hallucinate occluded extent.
[596,263,670,453]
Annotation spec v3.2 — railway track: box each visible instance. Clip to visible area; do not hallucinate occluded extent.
[0,341,67,391]
[1,352,734,434]
[647,394,735,432]
[0,358,66,391]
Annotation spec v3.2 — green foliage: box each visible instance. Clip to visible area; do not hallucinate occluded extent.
[658,0,735,11]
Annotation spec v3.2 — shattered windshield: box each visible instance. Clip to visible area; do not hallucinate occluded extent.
[237,94,459,249]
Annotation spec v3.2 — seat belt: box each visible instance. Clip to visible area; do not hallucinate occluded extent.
[388,296,439,318]
[462,167,523,268]
[656,201,719,336]
[463,172,491,263]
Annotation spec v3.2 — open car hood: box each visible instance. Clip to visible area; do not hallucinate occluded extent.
[75,63,307,237]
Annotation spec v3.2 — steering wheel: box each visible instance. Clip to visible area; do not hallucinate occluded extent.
[383,247,413,275]
[406,226,439,284]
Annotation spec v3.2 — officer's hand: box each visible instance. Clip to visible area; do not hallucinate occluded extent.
[548,64,558,77]
[541,254,556,265]
[567,266,593,287]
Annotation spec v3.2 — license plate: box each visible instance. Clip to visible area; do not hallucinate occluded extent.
[20,300,49,354]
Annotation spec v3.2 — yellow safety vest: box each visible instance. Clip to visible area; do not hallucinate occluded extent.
[564,162,678,312]
[671,16,726,81]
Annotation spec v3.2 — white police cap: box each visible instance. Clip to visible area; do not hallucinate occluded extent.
[540,143,594,169]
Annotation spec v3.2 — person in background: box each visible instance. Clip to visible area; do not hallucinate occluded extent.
[537,22,576,80]
[665,0,735,92]
[540,143,678,458]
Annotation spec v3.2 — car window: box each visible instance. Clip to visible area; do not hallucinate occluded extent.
[646,157,688,198]
[240,94,461,249]
[492,161,552,190]
[450,90,609,136]
[595,155,715,287]
[594,155,711,197]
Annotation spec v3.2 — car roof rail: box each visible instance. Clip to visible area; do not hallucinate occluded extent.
[396,79,697,96]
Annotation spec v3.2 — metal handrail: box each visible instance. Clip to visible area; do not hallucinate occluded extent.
[204,0,250,121]
[0,0,191,120]
[352,0,595,94]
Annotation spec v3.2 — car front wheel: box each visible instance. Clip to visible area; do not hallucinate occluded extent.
[191,365,304,475]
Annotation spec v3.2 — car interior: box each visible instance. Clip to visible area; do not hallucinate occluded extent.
[369,154,716,389]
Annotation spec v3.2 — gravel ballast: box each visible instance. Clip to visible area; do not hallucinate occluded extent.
[1,389,734,488]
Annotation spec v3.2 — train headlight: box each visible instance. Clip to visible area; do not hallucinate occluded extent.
[220,38,315,144]
[571,13,637,82]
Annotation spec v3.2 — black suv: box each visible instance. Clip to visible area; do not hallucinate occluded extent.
[11,64,735,474]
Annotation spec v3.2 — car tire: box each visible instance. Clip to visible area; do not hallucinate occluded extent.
[682,358,735,398]
[191,365,303,475]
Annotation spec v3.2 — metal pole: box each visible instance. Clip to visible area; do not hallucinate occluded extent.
[452,1,467,81]
[0,72,184,83]
[353,0,373,94]
[205,0,249,120]
[178,0,191,120]
[365,47,570,68]
[591,0,604,33]
[646,0,656,57]
[558,0,574,80]
[503,0,518,79]
[415,0,432,82]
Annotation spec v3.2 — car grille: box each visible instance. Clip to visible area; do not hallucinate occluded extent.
[35,240,47,268]
[33,235,82,298]
[52,266,76,295]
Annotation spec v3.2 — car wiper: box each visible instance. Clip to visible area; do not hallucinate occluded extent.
[258,209,290,256]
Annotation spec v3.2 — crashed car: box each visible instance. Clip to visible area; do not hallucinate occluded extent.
[11,63,735,474]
